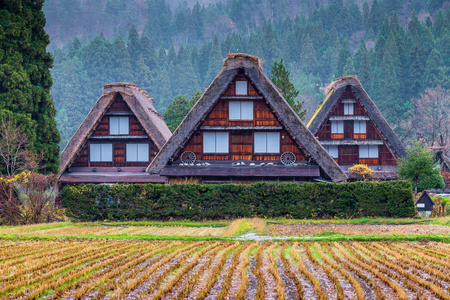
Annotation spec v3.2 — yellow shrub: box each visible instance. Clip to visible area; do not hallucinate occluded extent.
[349,164,374,179]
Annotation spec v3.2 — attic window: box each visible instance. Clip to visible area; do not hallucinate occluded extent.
[344,103,354,115]
[229,101,253,120]
[203,132,229,153]
[110,117,129,135]
[126,144,149,162]
[90,144,113,162]
[331,121,344,134]
[354,121,366,133]
[324,145,338,158]
[235,81,248,95]
[254,132,280,153]
[359,145,378,158]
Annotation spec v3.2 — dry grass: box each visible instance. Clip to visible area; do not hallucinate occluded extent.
[269,223,450,236]
[0,240,449,299]
[225,218,266,237]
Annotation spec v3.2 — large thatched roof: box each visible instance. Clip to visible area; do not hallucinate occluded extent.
[147,53,347,182]
[307,76,406,158]
[59,83,171,177]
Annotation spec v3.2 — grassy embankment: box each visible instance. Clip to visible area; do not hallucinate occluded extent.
[0,217,449,242]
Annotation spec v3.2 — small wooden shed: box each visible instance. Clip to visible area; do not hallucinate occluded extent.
[416,190,434,217]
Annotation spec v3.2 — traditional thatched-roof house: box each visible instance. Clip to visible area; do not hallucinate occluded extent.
[147,54,346,183]
[59,83,171,185]
[307,76,406,179]
[432,147,450,190]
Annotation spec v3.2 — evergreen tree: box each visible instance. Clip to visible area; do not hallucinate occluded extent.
[343,57,356,76]
[163,91,201,132]
[111,36,134,82]
[127,25,140,68]
[270,59,306,120]
[335,39,351,78]
[300,34,317,74]
[152,65,173,112]
[204,35,222,86]
[354,39,372,88]
[139,36,157,71]
[0,0,60,173]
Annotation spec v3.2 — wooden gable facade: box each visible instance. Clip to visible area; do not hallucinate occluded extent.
[180,74,307,164]
[71,94,158,169]
[147,54,347,183]
[308,76,406,179]
[59,83,171,184]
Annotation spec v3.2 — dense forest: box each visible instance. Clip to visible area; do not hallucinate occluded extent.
[46,0,450,151]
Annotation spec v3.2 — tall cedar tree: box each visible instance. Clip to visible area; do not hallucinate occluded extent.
[270,59,306,120]
[0,0,60,173]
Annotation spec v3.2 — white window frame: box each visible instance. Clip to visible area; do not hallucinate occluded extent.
[110,116,129,135]
[90,144,113,162]
[324,145,339,158]
[344,103,354,115]
[254,132,280,153]
[359,145,379,158]
[229,101,253,120]
[354,120,366,134]
[126,144,149,162]
[203,132,229,153]
[235,81,248,95]
[331,121,344,134]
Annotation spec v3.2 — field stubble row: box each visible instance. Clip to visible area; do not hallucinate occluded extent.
[0,240,449,299]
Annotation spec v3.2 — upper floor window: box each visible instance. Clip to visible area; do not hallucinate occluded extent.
[203,132,229,153]
[90,144,113,162]
[254,132,280,153]
[344,103,354,115]
[324,145,338,158]
[359,145,378,158]
[229,101,253,120]
[354,120,366,133]
[235,81,248,95]
[126,144,149,162]
[110,116,129,135]
[331,121,344,134]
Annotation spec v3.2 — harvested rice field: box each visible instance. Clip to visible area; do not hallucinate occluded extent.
[1,240,449,299]
[0,223,227,238]
[268,223,450,236]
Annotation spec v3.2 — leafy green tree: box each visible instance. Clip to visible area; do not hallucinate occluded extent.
[398,140,443,195]
[163,92,201,132]
[0,0,60,173]
[270,59,306,120]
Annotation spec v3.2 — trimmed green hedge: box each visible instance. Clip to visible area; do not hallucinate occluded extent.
[61,181,416,221]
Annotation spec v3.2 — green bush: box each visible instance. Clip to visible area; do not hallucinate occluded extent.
[417,172,445,191]
[61,181,416,221]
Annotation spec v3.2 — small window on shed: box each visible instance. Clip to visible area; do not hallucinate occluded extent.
[235,81,248,95]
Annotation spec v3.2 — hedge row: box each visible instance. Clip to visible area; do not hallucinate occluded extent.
[61,180,416,221]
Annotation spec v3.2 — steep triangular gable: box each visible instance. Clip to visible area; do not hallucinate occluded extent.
[59,83,171,177]
[307,76,406,158]
[176,73,309,162]
[147,53,347,182]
